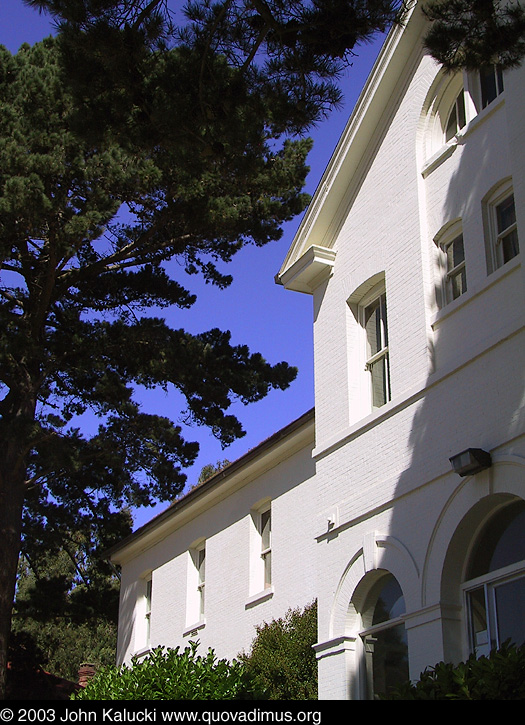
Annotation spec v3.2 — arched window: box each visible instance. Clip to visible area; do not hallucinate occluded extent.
[445,90,466,142]
[420,72,470,161]
[464,501,525,657]
[359,573,409,699]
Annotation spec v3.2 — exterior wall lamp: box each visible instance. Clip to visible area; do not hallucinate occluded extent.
[449,448,492,476]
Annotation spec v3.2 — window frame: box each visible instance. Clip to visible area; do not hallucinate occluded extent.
[134,573,153,653]
[479,65,504,109]
[196,542,206,621]
[145,576,152,644]
[484,180,520,273]
[260,505,272,590]
[435,221,467,307]
[358,573,409,700]
[462,501,525,658]
[185,540,207,633]
[464,563,525,657]
[360,285,391,410]
[421,71,471,161]
[445,90,467,142]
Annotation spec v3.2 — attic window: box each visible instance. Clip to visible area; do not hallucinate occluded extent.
[421,71,470,165]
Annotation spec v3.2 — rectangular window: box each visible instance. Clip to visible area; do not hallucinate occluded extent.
[444,233,467,302]
[496,194,519,265]
[145,578,152,645]
[260,507,272,589]
[137,574,152,651]
[197,545,206,620]
[480,65,504,108]
[364,293,390,409]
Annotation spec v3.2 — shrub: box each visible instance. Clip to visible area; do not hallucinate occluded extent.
[240,601,318,700]
[72,642,261,700]
[382,642,525,700]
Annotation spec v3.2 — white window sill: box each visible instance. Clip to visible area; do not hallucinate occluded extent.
[245,587,274,609]
[431,254,521,329]
[132,646,152,659]
[422,95,505,178]
[183,619,206,637]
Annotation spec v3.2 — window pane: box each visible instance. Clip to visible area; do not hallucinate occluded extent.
[445,104,457,141]
[198,548,206,582]
[261,509,271,551]
[496,195,519,264]
[496,66,504,94]
[445,93,466,142]
[467,586,490,657]
[457,92,466,129]
[446,235,465,269]
[370,355,390,408]
[372,575,405,626]
[480,65,498,108]
[494,576,525,648]
[365,624,409,699]
[263,550,272,589]
[450,267,467,300]
[365,294,388,355]
[501,228,519,263]
[469,502,525,578]
[497,196,516,233]
[365,299,381,356]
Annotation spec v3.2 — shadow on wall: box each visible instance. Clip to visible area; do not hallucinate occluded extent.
[329,61,525,699]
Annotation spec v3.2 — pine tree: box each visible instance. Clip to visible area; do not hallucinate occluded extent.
[0,35,314,698]
[4,0,488,700]
[423,0,525,71]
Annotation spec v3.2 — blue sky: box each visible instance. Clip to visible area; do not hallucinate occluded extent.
[0,0,383,528]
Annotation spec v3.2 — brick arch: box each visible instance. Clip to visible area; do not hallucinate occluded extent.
[422,455,525,608]
[329,532,420,640]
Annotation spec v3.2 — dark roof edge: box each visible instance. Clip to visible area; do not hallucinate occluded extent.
[104,407,315,560]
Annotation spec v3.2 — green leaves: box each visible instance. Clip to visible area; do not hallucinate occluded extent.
[382,642,525,700]
[423,0,525,71]
[240,601,318,700]
[72,643,262,700]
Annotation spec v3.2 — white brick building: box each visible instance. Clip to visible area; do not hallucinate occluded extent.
[108,3,525,699]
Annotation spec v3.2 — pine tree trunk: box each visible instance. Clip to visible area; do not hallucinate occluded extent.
[0,443,28,700]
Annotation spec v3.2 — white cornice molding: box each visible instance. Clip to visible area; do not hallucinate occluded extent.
[106,409,315,565]
[278,2,423,281]
[278,245,336,294]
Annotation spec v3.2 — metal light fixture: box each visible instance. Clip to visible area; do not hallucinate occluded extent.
[450,448,492,477]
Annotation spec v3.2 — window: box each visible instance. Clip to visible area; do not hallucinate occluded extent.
[480,65,504,109]
[363,292,390,409]
[485,183,520,272]
[421,71,469,161]
[136,574,152,651]
[145,577,152,645]
[445,91,466,142]
[441,232,467,304]
[360,574,409,699]
[186,541,206,630]
[248,501,274,601]
[464,502,525,657]
[197,544,206,620]
[260,506,272,589]
[495,194,519,265]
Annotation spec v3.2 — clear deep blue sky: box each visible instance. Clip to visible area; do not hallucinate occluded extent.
[0,0,383,528]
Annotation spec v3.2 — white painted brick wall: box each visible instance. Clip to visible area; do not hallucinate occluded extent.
[114,13,525,701]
